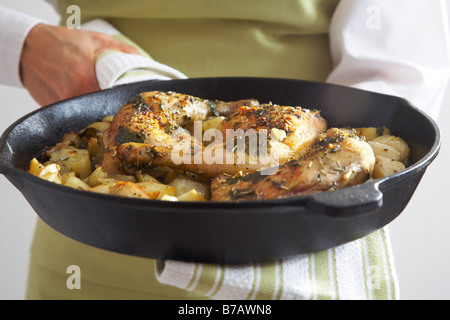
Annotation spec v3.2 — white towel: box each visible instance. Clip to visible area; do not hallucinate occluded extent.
[86,19,399,300]
[82,19,187,89]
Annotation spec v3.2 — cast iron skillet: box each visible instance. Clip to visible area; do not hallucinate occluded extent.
[0,77,441,264]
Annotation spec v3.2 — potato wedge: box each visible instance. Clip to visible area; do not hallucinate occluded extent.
[134,171,176,199]
[372,155,406,179]
[102,115,115,122]
[135,171,161,183]
[38,164,62,184]
[86,121,111,134]
[90,184,111,195]
[177,189,207,202]
[372,135,410,164]
[161,195,179,202]
[109,181,152,199]
[64,176,91,191]
[29,158,45,176]
[85,167,109,187]
[368,141,402,162]
[169,177,211,200]
[136,182,175,199]
[59,132,82,148]
[61,172,76,184]
[49,147,92,179]
[356,127,390,141]
[109,174,136,183]
[29,158,62,184]
[86,137,106,165]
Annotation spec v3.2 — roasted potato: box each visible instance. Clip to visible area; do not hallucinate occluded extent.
[29,158,45,176]
[64,176,91,191]
[86,121,111,134]
[84,167,110,187]
[169,176,211,200]
[49,147,92,179]
[102,115,115,122]
[135,171,160,183]
[372,155,406,179]
[136,182,175,199]
[177,189,207,202]
[109,181,152,199]
[161,195,179,202]
[29,158,62,184]
[86,137,106,165]
[367,141,402,163]
[371,135,410,164]
[356,127,390,141]
[61,172,76,184]
[89,184,111,195]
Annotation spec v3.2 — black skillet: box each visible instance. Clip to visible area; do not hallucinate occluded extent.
[0,77,440,264]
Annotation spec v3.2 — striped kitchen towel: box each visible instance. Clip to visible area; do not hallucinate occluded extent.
[85,19,399,300]
[155,228,398,300]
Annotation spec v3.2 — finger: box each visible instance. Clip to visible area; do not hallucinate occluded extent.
[118,43,140,55]
[94,34,140,56]
[94,43,140,59]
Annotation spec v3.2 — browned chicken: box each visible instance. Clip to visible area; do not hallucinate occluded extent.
[210,128,375,201]
[215,103,327,165]
[100,91,326,179]
[101,91,259,177]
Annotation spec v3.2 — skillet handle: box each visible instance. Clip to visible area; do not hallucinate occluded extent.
[306,181,383,218]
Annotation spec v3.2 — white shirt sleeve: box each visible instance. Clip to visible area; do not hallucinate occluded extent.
[0,5,44,88]
[327,0,450,120]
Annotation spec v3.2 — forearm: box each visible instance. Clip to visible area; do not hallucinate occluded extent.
[0,5,44,87]
[327,0,450,120]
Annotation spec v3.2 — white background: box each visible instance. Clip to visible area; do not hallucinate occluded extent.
[0,0,449,300]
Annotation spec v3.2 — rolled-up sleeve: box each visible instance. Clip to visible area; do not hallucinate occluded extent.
[327,0,450,120]
[0,5,44,88]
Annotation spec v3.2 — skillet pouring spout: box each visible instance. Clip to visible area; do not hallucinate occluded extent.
[0,77,441,263]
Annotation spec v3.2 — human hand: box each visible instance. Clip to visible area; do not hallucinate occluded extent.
[20,23,139,106]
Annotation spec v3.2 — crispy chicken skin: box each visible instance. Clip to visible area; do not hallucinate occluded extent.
[103,91,259,150]
[217,103,327,163]
[210,128,375,201]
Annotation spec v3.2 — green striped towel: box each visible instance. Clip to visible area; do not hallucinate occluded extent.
[86,19,399,300]
[155,228,398,300]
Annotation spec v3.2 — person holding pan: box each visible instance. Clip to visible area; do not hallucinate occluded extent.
[0,0,449,300]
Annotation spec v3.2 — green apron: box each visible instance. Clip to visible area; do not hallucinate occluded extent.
[26,0,339,299]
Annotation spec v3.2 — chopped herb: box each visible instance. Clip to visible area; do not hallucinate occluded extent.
[229,188,256,199]
[115,126,147,145]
